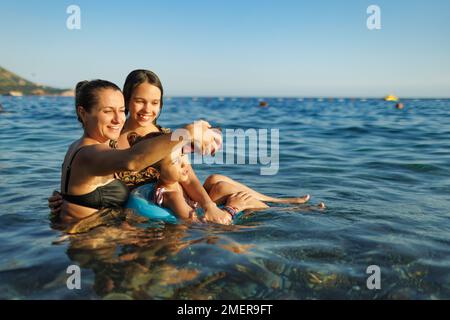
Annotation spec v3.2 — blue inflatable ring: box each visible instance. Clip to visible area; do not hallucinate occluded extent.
[125,183,178,224]
[125,183,243,224]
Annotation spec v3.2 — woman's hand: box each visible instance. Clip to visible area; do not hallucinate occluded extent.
[48,190,63,215]
[184,120,223,156]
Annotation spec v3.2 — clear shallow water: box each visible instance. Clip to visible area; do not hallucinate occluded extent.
[0,96,449,299]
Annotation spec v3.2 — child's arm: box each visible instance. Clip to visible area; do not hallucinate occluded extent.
[163,188,233,225]
[179,163,233,224]
[180,163,215,208]
[163,189,200,221]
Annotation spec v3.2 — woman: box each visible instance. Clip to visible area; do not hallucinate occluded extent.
[56,79,236,225]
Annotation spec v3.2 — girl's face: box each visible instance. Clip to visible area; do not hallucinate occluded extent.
[128,82,161,128]
[79,89,125,143]
[160,149,189,183]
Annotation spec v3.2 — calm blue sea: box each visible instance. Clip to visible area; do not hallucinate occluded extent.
[0,96,449,299]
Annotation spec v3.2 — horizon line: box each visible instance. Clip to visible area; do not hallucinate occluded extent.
[2,94,449,100]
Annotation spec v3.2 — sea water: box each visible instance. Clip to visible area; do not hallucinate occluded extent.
[0,96,449,299]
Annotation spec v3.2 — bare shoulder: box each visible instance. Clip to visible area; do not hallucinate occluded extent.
[163,187,184,201]
[69,142,112,167]
[161,185,188,207]
[63,140,81,163]
[127,130,168,147]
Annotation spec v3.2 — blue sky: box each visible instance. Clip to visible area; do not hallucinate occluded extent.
[0,0,449,97]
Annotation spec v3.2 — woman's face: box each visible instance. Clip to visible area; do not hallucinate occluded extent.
[128,82,162,128]
[80,89,126,143]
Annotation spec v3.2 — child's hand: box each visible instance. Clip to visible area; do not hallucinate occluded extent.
[225,191,253,212]
[203,206,232,225]
[188,211,203,224]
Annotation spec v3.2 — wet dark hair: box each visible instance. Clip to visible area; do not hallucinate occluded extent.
[75,79,122,123]
[122,69,164,123]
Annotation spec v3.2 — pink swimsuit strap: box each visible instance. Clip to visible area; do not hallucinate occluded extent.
[152,185,199,209]
[153,186,166,206]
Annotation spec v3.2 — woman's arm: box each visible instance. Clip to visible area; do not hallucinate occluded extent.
[88,133,185,174]
[82,121,220,176]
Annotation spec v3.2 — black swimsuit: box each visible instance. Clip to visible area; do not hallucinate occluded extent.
[62,147,129,209]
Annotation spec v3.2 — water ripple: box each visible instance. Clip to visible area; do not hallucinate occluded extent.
[0,97,449,299]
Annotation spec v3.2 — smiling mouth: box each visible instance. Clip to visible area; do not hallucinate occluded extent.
[137,113,154,121]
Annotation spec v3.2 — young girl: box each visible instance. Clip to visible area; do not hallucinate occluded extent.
[150,143,269,222]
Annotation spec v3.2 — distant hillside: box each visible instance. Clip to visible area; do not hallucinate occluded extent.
[0,66,72,96]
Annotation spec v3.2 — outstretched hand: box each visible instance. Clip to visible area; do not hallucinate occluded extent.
[184,120,223,156]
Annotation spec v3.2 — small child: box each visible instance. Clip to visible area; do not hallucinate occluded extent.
[128,131,322,224]
[150,146,268,222]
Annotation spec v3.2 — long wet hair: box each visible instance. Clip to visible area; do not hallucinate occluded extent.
[122,69,164,125]
[75,79,122,125]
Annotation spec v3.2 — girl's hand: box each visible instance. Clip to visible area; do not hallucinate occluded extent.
[188,210,203,223]
[225,191,253,212]
[204,192,254,225]
[203,204,232,225]
[48,190,63,215]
